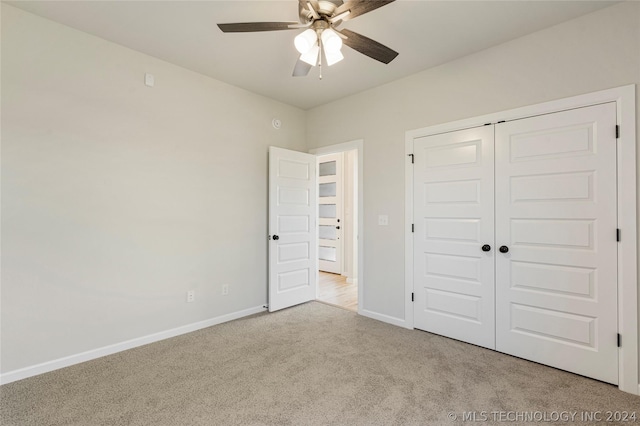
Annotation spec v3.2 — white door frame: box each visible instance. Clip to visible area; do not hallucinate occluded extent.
[310,140,364,314]
[405,85,637,395]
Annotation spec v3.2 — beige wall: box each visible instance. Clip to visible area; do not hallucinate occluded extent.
[1,4,306,373]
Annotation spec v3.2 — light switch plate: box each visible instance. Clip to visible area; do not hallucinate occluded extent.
[378,215,389,226]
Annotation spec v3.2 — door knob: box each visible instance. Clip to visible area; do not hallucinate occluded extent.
[481,244,491,252]
[336,226,340,230]
[499,245,509,253]
[272,235,279,241]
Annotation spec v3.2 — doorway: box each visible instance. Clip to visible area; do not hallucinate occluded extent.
[316,150,358,311]
[267,141,363,315]
[311,141,363,313]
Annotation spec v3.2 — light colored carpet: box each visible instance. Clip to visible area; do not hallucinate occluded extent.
[1,302,638,425]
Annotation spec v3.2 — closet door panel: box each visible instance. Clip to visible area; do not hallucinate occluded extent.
[413,126,495,349]
[495,103,618,384]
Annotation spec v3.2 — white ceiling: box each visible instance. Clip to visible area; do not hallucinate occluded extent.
[6,0,618,110]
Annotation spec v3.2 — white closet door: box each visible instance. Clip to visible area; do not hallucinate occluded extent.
[495,103,618,384]
[413,126,496,349]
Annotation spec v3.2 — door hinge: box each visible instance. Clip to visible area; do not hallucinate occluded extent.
[411,292,414,302]
[407,153,414,164]
[411,224,414,233]
[617,333,621,347]
[616,125,620,139]
[617,228,621,242]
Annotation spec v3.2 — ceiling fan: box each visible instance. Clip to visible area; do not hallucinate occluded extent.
[217,0,398,78]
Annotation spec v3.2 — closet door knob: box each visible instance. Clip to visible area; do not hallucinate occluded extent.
[272,235,280,241]
[481,244,491,252]
[499,245,509,253]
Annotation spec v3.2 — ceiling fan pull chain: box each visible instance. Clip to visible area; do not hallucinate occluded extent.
[318,37,323,80]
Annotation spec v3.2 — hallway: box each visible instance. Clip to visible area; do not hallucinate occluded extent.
[317,272,357,312]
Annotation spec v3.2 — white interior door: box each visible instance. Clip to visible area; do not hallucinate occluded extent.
[318,153,343,274]
[268,147,317,312]
[317,152,344,274]
[413,126,496,349]
[495,103,618,384]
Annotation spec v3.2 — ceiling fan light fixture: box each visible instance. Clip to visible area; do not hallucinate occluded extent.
[320,28,342,54]
[325,49,344,66]
[294,28,317,54]
[217,0,398,77]
[300,44,320,66]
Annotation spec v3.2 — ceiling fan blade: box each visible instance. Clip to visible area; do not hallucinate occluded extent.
[292,58,312,77]
[217,22,299,33]
[339,28,398,64]
[332,0,395,22]
[307,1,321,20]
[297,0,320,21]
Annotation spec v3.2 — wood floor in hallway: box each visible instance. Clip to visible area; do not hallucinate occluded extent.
[317,271,357,312]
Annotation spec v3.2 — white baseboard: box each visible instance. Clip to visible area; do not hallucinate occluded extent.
[359,309,409,329]
[0,305,267,386]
